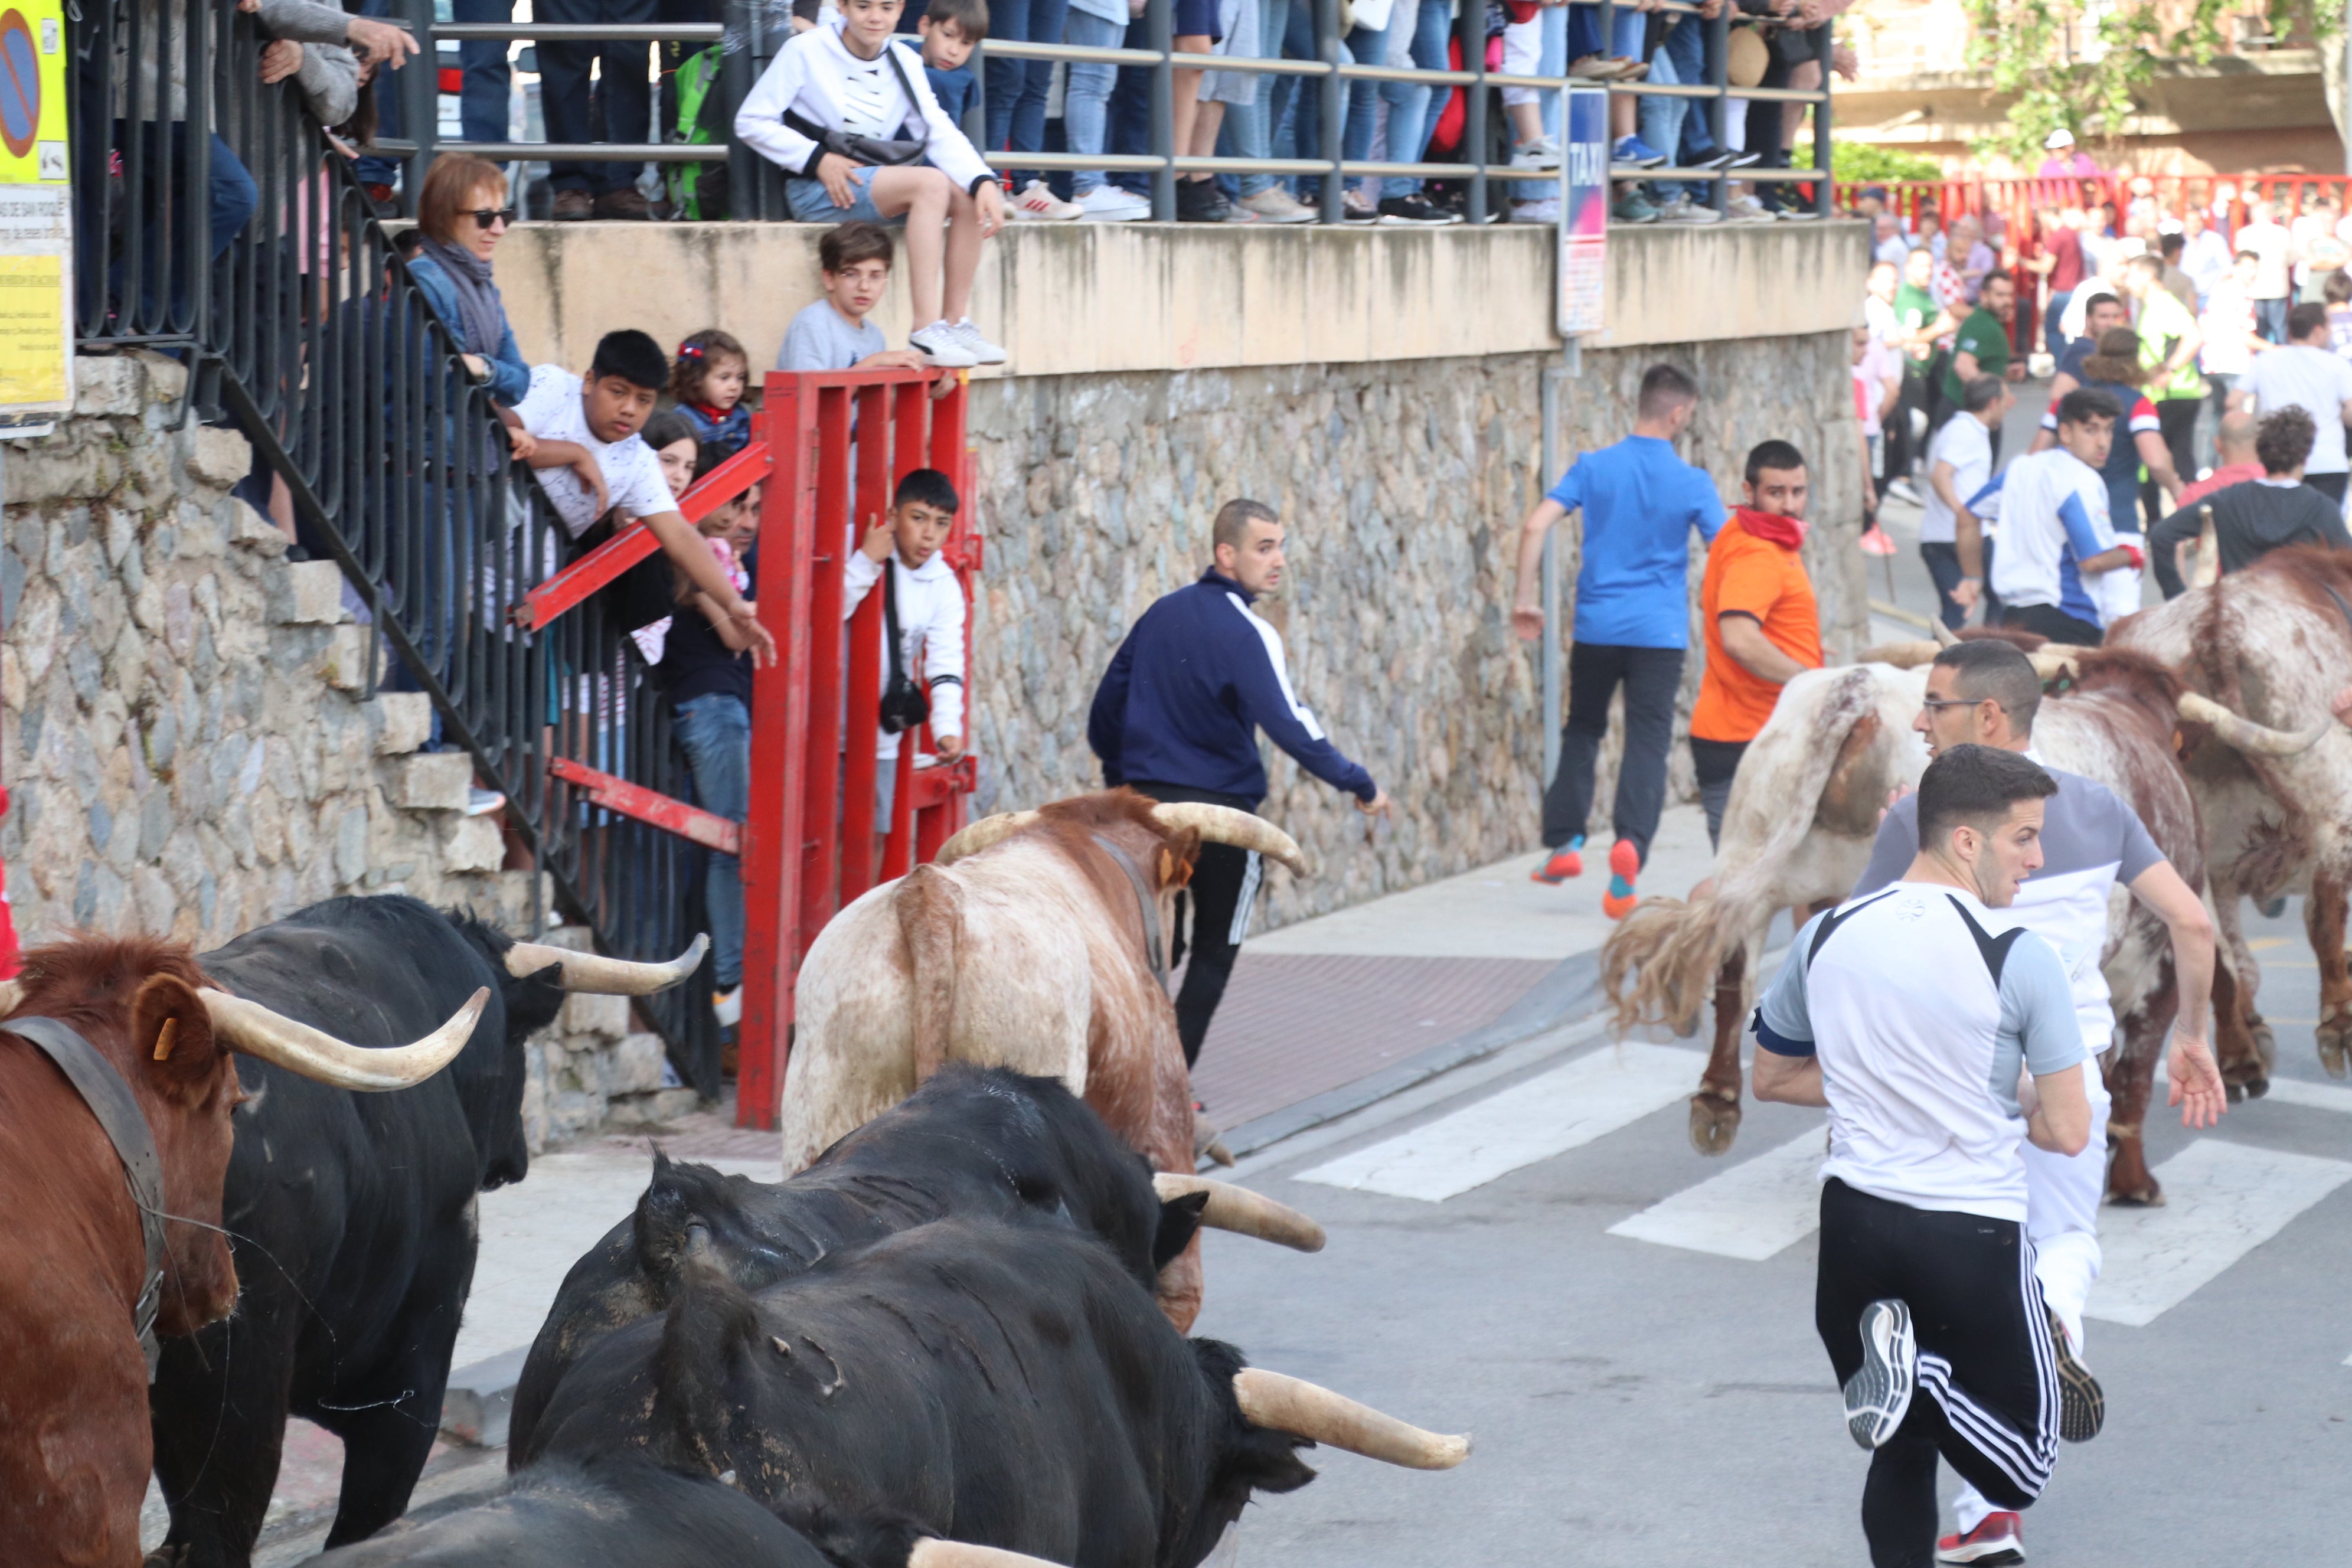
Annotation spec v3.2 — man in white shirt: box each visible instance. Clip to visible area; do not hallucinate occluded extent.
[2229,300,2352,505]
[1921,375,2008,628]
[1753,743,2091,1568]
[2235,198,2294,342]
[514,329,778,666]
[734,0,1008,370]
[1847,639,2226,1566]
[1976,388,2142,645]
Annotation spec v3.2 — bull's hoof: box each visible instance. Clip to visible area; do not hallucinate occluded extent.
[1687,1091,1742,1157]
[2106,1175,2166,1207]
[2317,1019,2352,1079]
[2250,1016,2278,1070]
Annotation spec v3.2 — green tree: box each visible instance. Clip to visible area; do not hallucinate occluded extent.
[1959,0,2334,166]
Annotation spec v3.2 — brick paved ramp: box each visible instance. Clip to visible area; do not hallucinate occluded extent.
[1188,953,1559,1130]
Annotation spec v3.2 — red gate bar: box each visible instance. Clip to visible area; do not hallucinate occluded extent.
[512,439,775,631]
[548,757,744,856]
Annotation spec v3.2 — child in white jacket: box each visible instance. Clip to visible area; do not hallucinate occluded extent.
[842,468,968,832]
[735,0,1008,370]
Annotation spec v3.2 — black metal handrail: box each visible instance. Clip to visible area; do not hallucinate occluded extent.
[71,0,724,1092]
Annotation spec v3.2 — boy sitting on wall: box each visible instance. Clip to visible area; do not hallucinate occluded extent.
[778,221,933,373]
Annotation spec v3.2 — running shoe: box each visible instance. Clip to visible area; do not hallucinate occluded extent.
[1935,1511,2024,1565]
[1010,178,1083,220]
[2050,1307,2105,1442]
[713,985,743,1028]
[1510,198,1561,224]
[1510,137,1562,171]
[1378,194,1456,226]
[1611,191,1662,225]
[1611,134,1668,169]
[1844,1298,1917,1450]
[1885,476,1923,506]
[1602,837,1642,920]
[1077,185,1150,221]
[948,318,1008,366]
[909,320,981,369]
[1531,837,1585,883]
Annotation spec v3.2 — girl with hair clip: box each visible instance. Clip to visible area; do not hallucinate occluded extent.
[671,329,754,462]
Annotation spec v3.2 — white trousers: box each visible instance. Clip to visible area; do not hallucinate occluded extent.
[1953,1062,2109,1535]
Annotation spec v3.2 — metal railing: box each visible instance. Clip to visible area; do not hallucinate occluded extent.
[388,0,1832,224]
[72,0,724,1091]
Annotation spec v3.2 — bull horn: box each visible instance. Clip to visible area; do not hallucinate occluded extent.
[504,933,708,994]
[0,980,20,1017]
[200,986,488,1092]
[1231,1368,1470,1470]
[935,811,1041,866]
[1147,803,1309,876]
[1930,617,1959,648]
[1154,1173,1327,1252]
[907,1543,1069,1568]
[1859,639,1942,669]
[2178,691,2330,756]
[2027,651,2079,682]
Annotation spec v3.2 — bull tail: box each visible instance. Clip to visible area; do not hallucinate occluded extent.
[896,864,964,1083]
[1600,668,1883,1033]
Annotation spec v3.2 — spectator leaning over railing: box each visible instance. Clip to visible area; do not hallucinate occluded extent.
[404,153,531,409]
[736,0,1008,370]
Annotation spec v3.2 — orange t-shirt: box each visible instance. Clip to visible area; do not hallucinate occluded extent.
[1691,513,1823,743]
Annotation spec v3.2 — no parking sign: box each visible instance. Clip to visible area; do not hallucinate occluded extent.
[0,0,68,420]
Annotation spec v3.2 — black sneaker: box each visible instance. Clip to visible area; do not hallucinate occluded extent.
[1176,178,1230,223]
[1844,1299,1917,1450]
[2049,1308,2105,1442]
[1378,194,1456,226]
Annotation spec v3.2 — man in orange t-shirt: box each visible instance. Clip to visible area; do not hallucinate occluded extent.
[1690,440,1825,847]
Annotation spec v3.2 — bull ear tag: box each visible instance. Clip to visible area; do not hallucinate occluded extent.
[153,1018,179,1062]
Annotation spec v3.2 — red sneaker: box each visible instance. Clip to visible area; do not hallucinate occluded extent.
[1935,1511,2023,1565]
[1531,844,1584,883]
[1602,838,1642,920]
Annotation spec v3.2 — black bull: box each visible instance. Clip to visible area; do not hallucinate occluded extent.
[508,1064,1210,1460]
[148,896,569,1566]
[323,1216,1321,1568]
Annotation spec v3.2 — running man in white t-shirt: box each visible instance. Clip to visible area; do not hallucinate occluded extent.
[1753,744,2092,1568]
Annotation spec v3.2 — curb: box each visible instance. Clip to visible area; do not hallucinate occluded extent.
[1208,949,1603,1165]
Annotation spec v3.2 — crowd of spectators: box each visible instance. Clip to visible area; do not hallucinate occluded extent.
[318,0,1851,228]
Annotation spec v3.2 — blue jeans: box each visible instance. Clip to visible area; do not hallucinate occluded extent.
[1227,0,1295,197]
[353,0,404,188]
[1380,0,1451,197]
[1537,3,1567,143]
[106,125,255,328]
[456,0,515,146]
[1063,9,1125,194]
[1639,21,1698,204]
[1568,2,1644,62]
[1286,4,1356,201]
[540,0,657,195]
[674,692,749,991]
[984,0,1071,152]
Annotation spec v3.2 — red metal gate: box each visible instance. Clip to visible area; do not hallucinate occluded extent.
[518,367,979,1131]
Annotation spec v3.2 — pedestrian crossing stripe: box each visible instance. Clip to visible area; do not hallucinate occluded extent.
[2084,1140,2352,1327]
[1295,1043,1698,1202]
[1606,1127,1827,1260]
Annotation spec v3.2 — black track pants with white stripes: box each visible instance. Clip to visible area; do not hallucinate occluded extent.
[1129,781,1264,1068]
[1815,1178,2061,1568]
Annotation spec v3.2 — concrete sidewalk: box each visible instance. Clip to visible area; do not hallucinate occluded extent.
[204,802,1723,1561]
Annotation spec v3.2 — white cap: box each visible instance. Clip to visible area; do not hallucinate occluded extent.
[2044,128,2076,150]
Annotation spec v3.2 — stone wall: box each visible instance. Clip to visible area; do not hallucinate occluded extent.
[0,353,680,1149]
[963,330,1867,930]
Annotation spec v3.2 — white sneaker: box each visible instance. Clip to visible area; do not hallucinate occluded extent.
[1658,197,1721,223]
[1723,193,1773,223]
[949,318,1007,366]
[1509,136,1562,171]
[1077,184,1148,221]
[1008,178,1083,221]
[909,319,979,369]
[1508,197,1560,224]
[1235,187,1317,224]
[1843,1299,1917,1451]
[713,985,741,1028]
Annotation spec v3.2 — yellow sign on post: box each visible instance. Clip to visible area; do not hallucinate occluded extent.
[0,0,70,421]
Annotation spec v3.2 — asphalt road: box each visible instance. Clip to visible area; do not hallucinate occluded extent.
[1194,897,2352,1567]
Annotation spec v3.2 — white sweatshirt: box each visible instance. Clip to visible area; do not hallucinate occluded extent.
[842,550,967,760]
[733,22,994,195]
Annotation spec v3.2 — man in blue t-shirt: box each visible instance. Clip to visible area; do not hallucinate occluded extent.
[1511,363,1726,917]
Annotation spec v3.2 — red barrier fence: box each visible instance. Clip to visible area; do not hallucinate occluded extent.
[519,368,980,1132]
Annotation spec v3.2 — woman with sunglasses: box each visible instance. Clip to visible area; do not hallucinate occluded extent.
[406,152,530,407]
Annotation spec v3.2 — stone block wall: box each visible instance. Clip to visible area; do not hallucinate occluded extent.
[0,354,670,1151]
[963,331,1867,930]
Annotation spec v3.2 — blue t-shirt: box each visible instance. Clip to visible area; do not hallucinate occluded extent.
[926,64,977,123]
[1545,435,1727,648]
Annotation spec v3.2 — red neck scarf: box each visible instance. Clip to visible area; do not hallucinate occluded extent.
[1737,505,1808,549]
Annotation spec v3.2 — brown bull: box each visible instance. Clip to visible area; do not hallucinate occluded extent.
[2107,544,2342,1096]
[0,937,482,1568]
[1602,642,2229,1204]
[780,788,1310,1329]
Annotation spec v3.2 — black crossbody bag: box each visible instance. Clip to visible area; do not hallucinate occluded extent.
[878,560,931,736]
[786,43,932,168]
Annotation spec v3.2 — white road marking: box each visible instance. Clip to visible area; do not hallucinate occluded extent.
[2087,1139,2352,1328]
[1606,1128,1828,1260]
[1295,1043,1698,1202]
[2258,1077,2352,1115]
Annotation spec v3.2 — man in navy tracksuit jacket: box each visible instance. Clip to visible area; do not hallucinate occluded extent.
[1089,499,1391,1066]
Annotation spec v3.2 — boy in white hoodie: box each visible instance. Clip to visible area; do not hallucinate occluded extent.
[842,468,968,836]
[736,0,1009,371]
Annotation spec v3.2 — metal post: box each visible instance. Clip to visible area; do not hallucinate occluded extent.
[1538,360,1567,785]
[1708,5,1730,219]
[400,0,440,214]
[1458,0,1485,223]
[1812,21,1834,217]
[1317,0,1344,223]
[724,0,760,220]
[1149,0,1177,221]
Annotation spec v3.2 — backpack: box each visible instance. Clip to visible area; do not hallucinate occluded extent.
[667,47,733,221]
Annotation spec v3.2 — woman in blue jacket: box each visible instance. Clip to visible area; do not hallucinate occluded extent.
[403,152,531,407]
